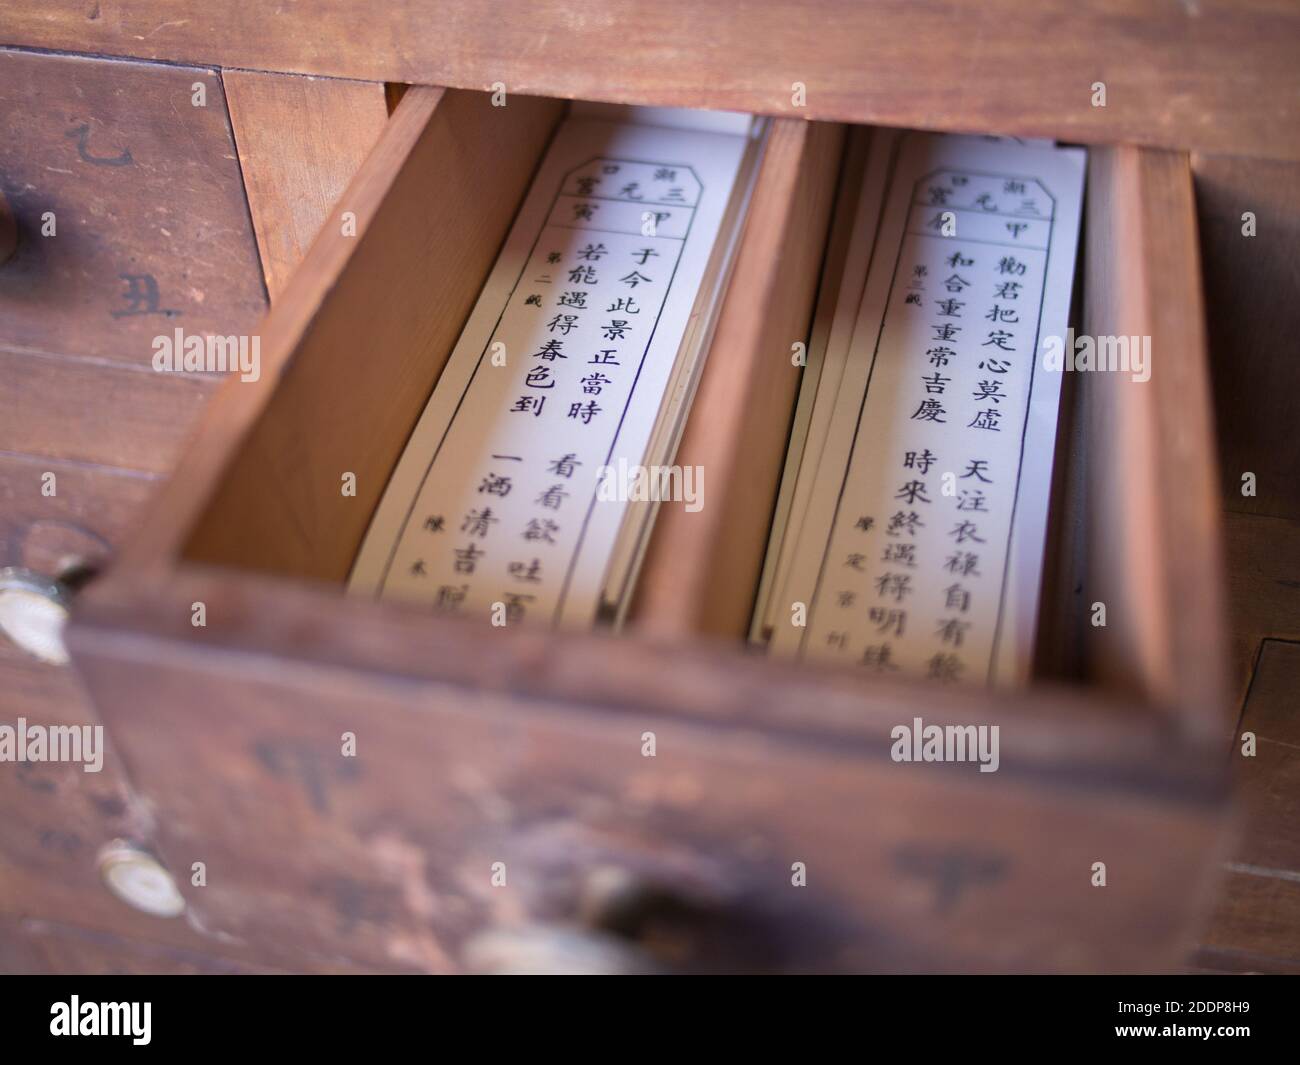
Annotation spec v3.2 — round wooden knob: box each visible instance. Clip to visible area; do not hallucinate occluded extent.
[98,841,186,918]
[0,567,71,664]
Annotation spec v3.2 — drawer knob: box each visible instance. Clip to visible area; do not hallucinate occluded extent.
[465,864,729,974]
[0,567,72,665]
[97,841,186,918]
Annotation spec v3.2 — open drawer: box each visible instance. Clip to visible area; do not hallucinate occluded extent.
[66,87,1232,974]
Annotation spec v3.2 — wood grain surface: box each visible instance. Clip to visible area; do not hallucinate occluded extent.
[223,70,389,302]
[1,2,1297,160]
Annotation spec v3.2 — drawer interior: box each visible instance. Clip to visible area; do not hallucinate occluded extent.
[134,87,1224,730]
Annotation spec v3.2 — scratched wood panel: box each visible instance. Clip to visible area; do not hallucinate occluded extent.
[0,48,265,366]
[68,569,1229,973]
[3,2,1298,161]
[223,70,389,302]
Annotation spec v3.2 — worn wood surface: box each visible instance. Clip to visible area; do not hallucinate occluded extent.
[0,48,265,367]
[1196,639,1300,973]
[2,2,1298,161]
[0,914,289,975]
[223,70,389,302]
[632,119,844,638]
[0,185,15,264]
[0,352,216,474]
[176,88,564,579]
[0,50,378,973]
[0,646,263,966]
[1081,146,1227,740]
[68,567,1229,973]
[0,453,159,578]
[1194,154,1300,524]
[1218,511,1300,713]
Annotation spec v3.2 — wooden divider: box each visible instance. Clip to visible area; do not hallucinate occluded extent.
[1081,146,1227,738]
[630,119,845,638]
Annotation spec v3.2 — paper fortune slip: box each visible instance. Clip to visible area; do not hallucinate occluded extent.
[350,110,759,628]
[767,133,1086,686]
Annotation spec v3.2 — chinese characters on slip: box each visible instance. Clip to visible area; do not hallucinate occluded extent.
[350,118,749,627]
[773,136,1085,686]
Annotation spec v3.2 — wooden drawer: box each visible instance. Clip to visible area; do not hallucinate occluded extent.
[66,87,1232,973]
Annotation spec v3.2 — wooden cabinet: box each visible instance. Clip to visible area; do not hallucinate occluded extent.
[3,1,1298,974]
[60,88,1232,973]
[0,48,267,967]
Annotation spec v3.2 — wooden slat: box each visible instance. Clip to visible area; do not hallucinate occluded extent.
[123,87,564,577]
[631,119,844,638]
[1081,146,1227,739]
[0,351,216,474]
[68,567,1229,973]
[2,3,1297,160]
[223,70,389,301]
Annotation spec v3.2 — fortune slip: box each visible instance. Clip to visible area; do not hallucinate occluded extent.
[771,134,1085,685]
[350,114,751,627]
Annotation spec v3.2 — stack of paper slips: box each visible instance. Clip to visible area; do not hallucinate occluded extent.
[755,130,1086,687]
[349,105,768,629]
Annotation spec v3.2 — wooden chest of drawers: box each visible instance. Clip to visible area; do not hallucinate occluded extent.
[2,1,1298,974]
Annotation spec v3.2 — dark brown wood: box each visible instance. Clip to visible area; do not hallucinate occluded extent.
[0,48,265,367]
[1198,640,1300,972]
[0,647,253,964]
[1194,154,1300,524]
[2,3,1297,160]
[0,915,288,974]
[0,185,16,264]
[1219,510,1300,734]
[69,567,1229,973]
[0,52,401,975]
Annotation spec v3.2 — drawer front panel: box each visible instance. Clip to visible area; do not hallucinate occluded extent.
[69,571,1228,974]
[0,48,265,367]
